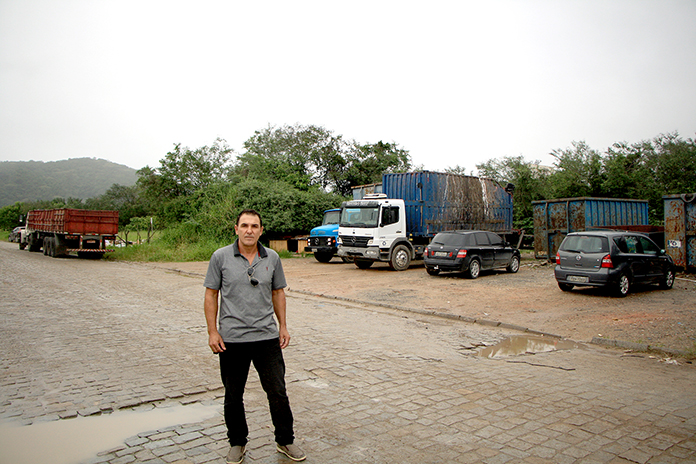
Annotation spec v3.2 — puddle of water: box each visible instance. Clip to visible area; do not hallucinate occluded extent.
[478,335,582,358]
[0,402,221,464]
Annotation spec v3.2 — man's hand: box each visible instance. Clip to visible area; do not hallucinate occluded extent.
[208,330,226,353]
[279,326,291,349]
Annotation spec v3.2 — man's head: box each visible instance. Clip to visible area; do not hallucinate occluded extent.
[235,209,264,249]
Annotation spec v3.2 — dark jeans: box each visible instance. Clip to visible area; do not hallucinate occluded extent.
[219,338,295,446]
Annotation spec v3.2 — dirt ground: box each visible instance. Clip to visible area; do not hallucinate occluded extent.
[160,251,696,357]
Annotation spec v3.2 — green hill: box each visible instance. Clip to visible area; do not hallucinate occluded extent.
[0,158,137,207]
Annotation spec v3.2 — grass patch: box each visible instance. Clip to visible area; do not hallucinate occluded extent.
[105,237,227,262]
[104,234,307,262]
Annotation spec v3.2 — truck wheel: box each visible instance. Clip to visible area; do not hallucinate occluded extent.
[19,241,26,250]
[506,255,520,273]
[355,259,373,269]
[314,252,333,263]
[389,245,411,271]
[28,235,41,252]
[42,237,49,255]
[466,259,481,279]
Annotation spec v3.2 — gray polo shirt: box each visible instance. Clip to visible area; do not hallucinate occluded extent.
[204,240,287,343]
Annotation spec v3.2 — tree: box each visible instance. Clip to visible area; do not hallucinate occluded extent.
[183,179,344,242]
[235,124,412,196]
[601,141,652,200]
[0,203,22,230]
[603,132,696,223]
[339,141,411,196]
[235,125,341,191]
[476,156,550,232]
[85,184,150,226]
[137,138,234,201]
[548,141,605,198]
[136,138,234,224]
[648,132,696,195]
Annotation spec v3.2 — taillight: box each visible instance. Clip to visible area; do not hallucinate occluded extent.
[601,254,613,268]
[556,252,560,265]
[457,249,467,258]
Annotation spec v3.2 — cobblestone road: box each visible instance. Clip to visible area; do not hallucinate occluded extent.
[1,242,695,463]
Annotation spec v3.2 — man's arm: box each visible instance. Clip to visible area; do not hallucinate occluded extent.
[204,287,225,353]
[272,288,290,349]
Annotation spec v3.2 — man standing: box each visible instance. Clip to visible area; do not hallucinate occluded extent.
[204,209,306,463]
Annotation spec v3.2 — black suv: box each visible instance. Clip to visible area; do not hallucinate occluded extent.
[424,230,521,279]
[554,231,676,297]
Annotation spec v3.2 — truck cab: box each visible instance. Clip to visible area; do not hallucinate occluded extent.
[337,194,418,271]
[304,208,342,263]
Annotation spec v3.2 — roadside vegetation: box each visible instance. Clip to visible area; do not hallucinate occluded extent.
[2,124,695,262]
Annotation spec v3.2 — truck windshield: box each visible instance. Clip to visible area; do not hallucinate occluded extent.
[340,207,380,228]
[322,210,340,225]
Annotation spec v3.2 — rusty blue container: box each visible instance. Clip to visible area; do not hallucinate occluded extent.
[382,171,514,238]
[532,197,649,260]
[351,172,514,238]
[663,193,696,271]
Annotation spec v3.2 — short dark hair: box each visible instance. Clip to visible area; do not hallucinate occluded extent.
[236,209,263,228]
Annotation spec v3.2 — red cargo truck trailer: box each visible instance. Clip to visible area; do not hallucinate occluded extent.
[19,208,119,259]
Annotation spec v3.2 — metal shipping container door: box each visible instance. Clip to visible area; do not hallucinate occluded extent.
[664,193,696,271]
[533,197,649,260]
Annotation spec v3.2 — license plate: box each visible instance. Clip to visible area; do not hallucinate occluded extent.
[568,275,589,283]
[435,251,449,257]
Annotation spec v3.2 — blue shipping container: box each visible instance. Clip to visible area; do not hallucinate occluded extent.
[381,171,514,238]
[532,197,649,260]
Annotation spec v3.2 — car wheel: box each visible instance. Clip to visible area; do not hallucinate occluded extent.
[313,252,333,263]
[355,259,373,269]
[660,269,675,289]
[426,267,440,276]
[506,255,520,273]
[558,282,574,292]
[614,273,630,297]
[466,259,480,279]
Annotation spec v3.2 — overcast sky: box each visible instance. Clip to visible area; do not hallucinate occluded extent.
[1,0,695,174]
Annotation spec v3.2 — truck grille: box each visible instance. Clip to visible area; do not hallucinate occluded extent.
[309,236,334,247]
[339,235,370,247]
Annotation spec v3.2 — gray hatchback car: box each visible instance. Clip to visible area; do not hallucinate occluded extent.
[554,231,676,297]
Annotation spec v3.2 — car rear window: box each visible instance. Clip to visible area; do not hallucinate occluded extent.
[560,235,609,253]
[431,233,471,247]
